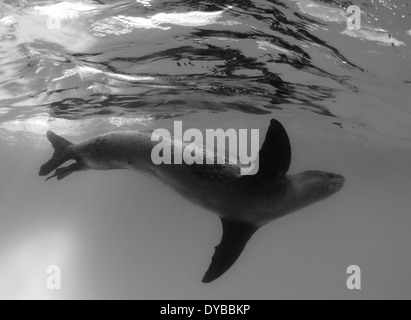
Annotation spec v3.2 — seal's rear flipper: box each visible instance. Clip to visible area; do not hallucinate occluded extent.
[202,219,259,283]
[39,131,74,178]
[45,162,83,181]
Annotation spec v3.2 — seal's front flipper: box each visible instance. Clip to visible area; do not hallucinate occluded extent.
[202,219,259,283]
[45,162,84,181]
[257,119,291,178]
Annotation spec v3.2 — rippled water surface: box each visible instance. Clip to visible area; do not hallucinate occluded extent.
[0,0,410,299]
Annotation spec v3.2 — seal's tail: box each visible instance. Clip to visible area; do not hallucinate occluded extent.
[39,131,74,177]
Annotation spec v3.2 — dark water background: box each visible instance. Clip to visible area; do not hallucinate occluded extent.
[0,0,410,299]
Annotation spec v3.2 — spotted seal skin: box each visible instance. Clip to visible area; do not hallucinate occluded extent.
[39,119,345,283]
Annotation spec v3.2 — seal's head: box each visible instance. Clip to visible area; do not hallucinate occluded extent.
[292,171,345,206]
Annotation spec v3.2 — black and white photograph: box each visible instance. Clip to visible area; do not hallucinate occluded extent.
[0,0,410,301]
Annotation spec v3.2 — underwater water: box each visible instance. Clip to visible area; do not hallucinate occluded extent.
[0,0,410,299]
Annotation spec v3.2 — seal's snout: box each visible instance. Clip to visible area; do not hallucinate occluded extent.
[335,174,345,185]
[327,173,345,193]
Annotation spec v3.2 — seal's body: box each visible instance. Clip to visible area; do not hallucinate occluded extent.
[40,119,345,283]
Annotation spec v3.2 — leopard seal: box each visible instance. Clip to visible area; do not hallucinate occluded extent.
[39,119,345,283]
